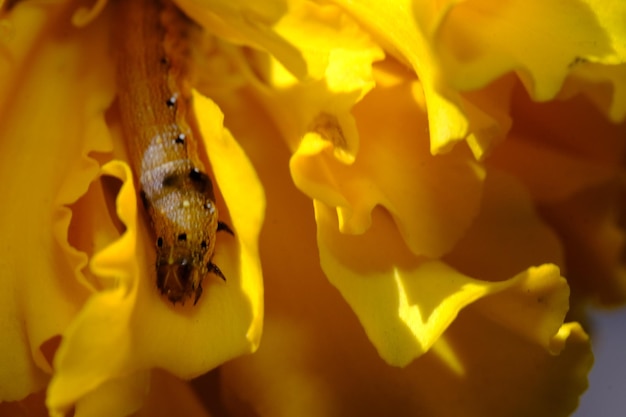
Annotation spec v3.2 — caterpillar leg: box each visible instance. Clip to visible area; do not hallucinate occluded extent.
[208,261,226,281]
[218,221,234,235]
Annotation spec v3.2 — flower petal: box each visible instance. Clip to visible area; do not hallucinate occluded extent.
[47,92,264,416]
[329,0,473,153]
[444,169,564,280]
[316,198,571,365]
[0,0,114,401]
[330,0,626,154]
[175,0,307,78]
[561,62,626,123]
[292,78,485,258]
[542,182,626,306]
[224,314,591,416]
[72,371,150,417]
[221,1,384,166]
[136,370,212,417]
[220,122,592,414]
[434,0,625,98]
[489,83,626,203]
[46,161,144,417]
[194,91,265,347]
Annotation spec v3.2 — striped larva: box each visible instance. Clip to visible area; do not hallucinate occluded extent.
[116,0,232,305]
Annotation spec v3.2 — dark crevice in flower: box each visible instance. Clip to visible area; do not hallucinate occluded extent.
[39,335,62,371]
[308,112,348,151]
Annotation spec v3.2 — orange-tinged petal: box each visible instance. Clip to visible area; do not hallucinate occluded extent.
[445,169,564,281]
[292,79,485,258]
[542,182,626,306]
[0,390,48,417]
[221,114,592,414]
[328,0,472,153]
[0,0,114,401]
[484,85,626,306]
[489,136,619,203]
[137,370,212,417]
[316,198,571,365]
[489,82,626,204]
[560,62,626,123]
[460,73,517,159]
[223,284,592,417]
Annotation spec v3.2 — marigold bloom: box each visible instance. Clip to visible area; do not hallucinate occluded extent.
[0,0,624,416]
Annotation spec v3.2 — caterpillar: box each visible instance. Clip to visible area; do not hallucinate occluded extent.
[116,0,232,305]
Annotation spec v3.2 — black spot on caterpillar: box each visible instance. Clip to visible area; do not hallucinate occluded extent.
[116,0,233,305]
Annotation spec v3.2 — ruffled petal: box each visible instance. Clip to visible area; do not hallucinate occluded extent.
[489,83,626,203]
[327,0,474,153]
[316,199,571,365]
[487,83,626,306]
[175,0,307,78]
[223,1,385,167]
[220,122,592,414]
[434,0,625,96]
[0,0,115,401]
[46,93,264,416]
[329,0,626,155]
[292,77,485,259]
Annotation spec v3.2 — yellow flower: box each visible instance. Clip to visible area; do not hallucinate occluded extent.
[0,0,263,415]
[1,0,624,416]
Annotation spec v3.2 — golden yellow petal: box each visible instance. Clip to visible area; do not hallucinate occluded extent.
[292,79,485,258]
[220,146,591,414]
[218,1,384,166]
[46,161,143,417]
[194,91,265,348]
[435,0,622,98]
[317,198,573,365]
[329,0,472,153]
[175,0,307,78]
[72,371,150,417]
[46,93,264,417]
[218,79,591,415]
[0,0,114,401]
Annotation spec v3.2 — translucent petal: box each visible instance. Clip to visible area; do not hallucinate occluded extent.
[175,0,307,78]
